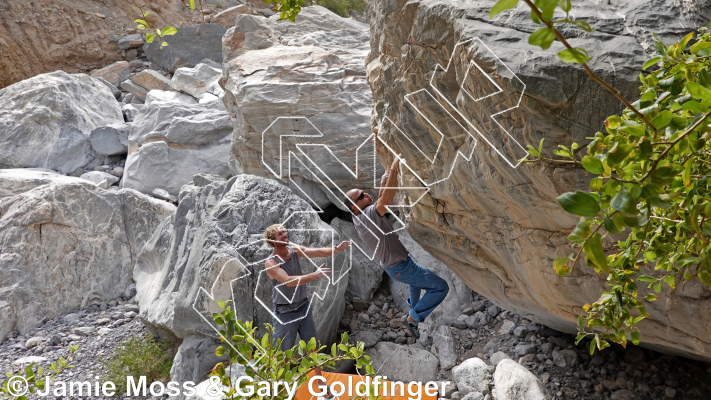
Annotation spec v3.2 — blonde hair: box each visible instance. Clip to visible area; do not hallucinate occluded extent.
[264,224,285,247]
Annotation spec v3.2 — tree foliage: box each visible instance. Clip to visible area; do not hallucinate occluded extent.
[493,0,711,351]
[210,300,376,399]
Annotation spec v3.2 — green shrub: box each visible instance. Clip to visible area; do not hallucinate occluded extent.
[307,0,367,18]
[102,335,173,395]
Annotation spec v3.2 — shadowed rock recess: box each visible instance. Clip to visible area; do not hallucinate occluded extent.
[366,0,711,361]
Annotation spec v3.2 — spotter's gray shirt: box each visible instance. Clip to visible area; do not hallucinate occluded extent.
[353,204,409,268]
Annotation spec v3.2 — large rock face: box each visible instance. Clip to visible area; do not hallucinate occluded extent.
[0,71,124,173]
[367,0,711,360]
[0,0,204,88]
[134,175,348,346]
[144,24,227,73]
[0,169,89,199]
[0,182,175,343]
[121,101,233,197]
[222,6,373,207]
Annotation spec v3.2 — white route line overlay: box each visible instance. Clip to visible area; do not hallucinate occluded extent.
[195,38,526,354]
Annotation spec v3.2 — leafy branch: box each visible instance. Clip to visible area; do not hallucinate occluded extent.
[492,0,711,352]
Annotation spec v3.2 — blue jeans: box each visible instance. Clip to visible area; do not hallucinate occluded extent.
[272,301,319,351]
[384,255,449,323]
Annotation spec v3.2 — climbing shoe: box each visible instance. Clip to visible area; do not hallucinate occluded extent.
[401,314,420,339]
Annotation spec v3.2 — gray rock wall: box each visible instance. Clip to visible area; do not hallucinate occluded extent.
[134,175,348,345]
[367,0,711,360]
[0,71,124,174]
[0,182,175,342]
[222,7,373,207]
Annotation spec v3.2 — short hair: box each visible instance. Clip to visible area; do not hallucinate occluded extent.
[343,193,354,210]
[264,224,285,247]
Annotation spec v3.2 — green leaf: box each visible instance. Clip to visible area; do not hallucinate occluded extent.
[589,339,596,355]
[161,26,178,36]
[146,33,156,43]
[651,110,672,129]
[215,346,225,357]
[134,19,148,27]
[607,143,635,165]
[603,214,624,234]
[686,81,711,102]
[611,186,637,213]
[571,20,593,32]
[568,218,591,241]
[557,191,600,217]
[584,233,609,272]
[190,0,196,9]
[698,269,711,287]
[553,258,570,278]
[650,166,680,185]
[559,0,571,12]
[489,0,519,18]
[663,275,676,289]
[558,48,590,64]
[577,315,584,331]
[529,27,556,50]
[538,0,558,21]
[637,275,657,283]
[683,159,692,187]
[654,283,661,293]
[581,155,603,174]
[690,41,711,55]
[631,330,640,345]
[642,57,662,70]
[646,293,657,301]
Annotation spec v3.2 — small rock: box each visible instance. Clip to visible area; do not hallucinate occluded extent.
[72,327,94,336]
[665,387,676,398]
[118,34,144,50]
[25,337,45,349]
[96,318,111,325]
[124,311,137,319]
[498,320,515,335]
[152,188,177,202]
[352,299,368,312]
[63,313,80,325]
[490,351,510,366]
[514,343,537,356]
[13,356,48,366]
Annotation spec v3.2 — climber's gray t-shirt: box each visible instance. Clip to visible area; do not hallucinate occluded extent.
[353,205,409,268]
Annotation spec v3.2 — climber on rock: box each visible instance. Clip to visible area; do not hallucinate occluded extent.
[343,152,449,339]
[263,224,350,349]
[263,224,350,398]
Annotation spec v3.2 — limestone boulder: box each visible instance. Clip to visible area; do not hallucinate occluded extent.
[90,61,131,87]
[0,169,89,199]
[211,5,252,28]
[89,123,130,155]
[222,7,373,207]
[364,342,439,382]
[145,90,198,106]
[0,71,123,174]
[121,101,232,197]
[367,0,711,360]
[134,175,348,346]
[131,69,173,92]
[144,24,227,73]
[329,217,383,301]
[0,183,175,343]
[493,359,547,400]
[170,335,228,385]
[452,358,489,396]
[171,63,222,98]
